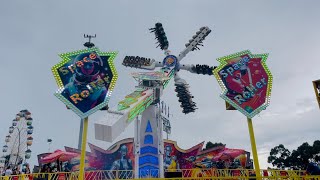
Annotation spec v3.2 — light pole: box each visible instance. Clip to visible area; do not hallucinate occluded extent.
[47,139,52,152]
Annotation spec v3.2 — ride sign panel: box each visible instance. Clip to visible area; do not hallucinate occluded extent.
[52,47,118,118]
[213,50,272,118]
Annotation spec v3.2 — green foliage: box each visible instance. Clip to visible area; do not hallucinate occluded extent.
[204,141,225,150]
[267,144,291,169]
[268,140,320,170]
[313,140,320,162]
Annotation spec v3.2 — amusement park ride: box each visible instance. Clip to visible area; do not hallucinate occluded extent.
[0,110,33,173]
[95,23,216,178]
[50,22,272,179]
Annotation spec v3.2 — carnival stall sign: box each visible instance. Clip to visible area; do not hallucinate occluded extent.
[52,39,118,180]
[213,50,273,178]
[52,47,117,118]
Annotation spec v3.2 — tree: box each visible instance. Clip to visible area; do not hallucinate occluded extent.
[267,144,291,169]
[286,142,316,170]
[312,140,320,162]
[203,141,225,150]
[268,141,320,170]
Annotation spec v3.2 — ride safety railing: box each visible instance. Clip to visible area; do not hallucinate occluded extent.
[0,169,320,180]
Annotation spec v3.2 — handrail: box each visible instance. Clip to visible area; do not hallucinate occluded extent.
[0,169,318,180]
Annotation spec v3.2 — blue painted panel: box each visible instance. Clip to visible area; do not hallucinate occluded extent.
[139,165,159,178]
[139,155,159,166]
[144,134,154,144]
[140,146,158,155]
[145,120,152,132]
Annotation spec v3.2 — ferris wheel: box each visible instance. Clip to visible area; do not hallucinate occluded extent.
[0,110,34,170]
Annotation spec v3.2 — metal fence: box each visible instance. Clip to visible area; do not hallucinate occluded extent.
[0,169,320,180]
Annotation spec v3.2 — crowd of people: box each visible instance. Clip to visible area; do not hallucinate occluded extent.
[0,161,73,177]
[38,161,72,174]
[0,163,31,176]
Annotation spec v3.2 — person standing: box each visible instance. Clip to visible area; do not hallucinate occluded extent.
[23,163,31,174]
[5,166,12,176]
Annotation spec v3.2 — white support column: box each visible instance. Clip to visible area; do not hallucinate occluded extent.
[157,104,164,178]
[134,115,141,179]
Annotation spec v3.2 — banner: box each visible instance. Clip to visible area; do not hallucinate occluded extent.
[213,50,272,118]
[64,138,248,177]
[52,47,118,118]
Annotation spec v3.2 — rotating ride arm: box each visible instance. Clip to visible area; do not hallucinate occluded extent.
[174,63,216,113]
[174,73,197,114]
[149,22,170,54]
[172,26,212,114]
[179,64,217,75]
[121,22,171,70]
[122,56,163,70]
[176,26,216,75]
[121,23,171,70]
[178,26,211,62]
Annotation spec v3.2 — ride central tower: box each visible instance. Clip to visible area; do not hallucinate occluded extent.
[131,72,168,178]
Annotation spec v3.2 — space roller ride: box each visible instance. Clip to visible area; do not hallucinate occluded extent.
[95,23,217,178]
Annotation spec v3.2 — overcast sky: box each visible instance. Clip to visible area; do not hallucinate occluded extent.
[1,0,320,169]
